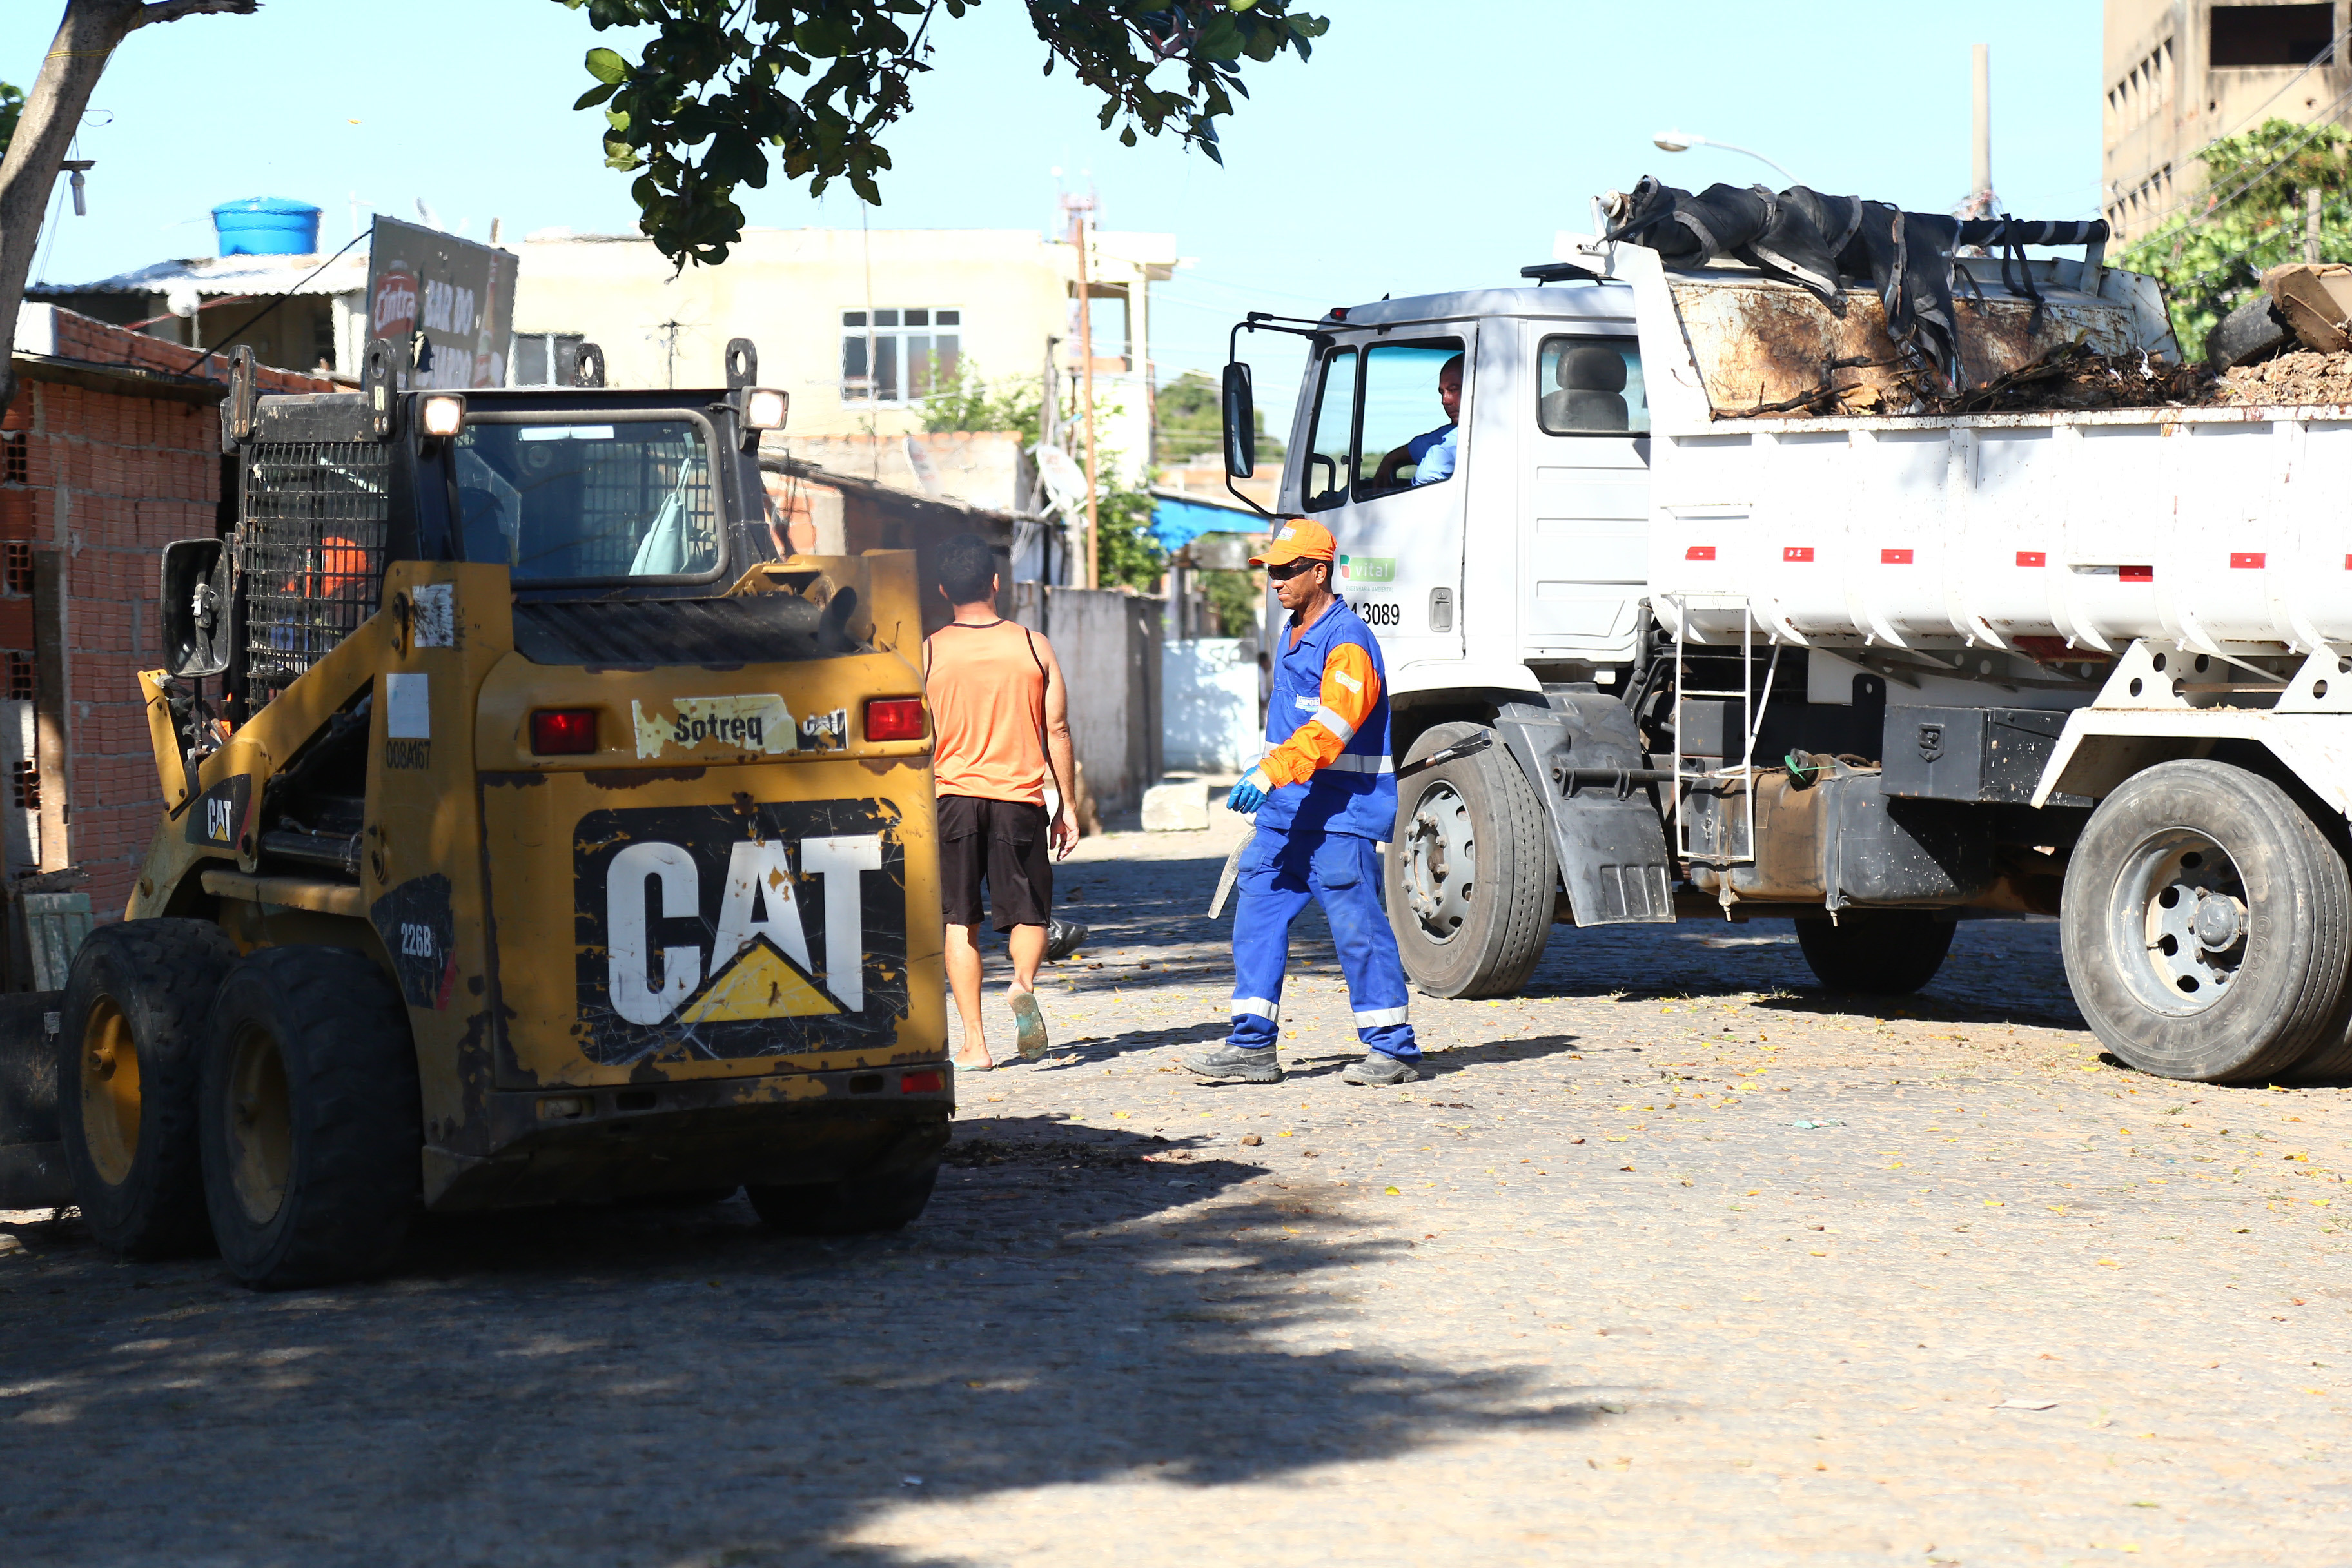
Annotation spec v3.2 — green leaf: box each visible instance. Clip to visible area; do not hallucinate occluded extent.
[573,82,619,111]
[584,46,631,85]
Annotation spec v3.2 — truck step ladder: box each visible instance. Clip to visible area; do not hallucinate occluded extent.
[1660,590,1783,869]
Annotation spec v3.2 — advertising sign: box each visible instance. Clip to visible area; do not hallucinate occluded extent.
[366,215,519,390]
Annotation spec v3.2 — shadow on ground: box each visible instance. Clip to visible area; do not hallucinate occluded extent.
[0,1117,1595,1565]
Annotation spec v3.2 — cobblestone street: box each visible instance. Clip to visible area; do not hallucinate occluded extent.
[5,812,2350,1566]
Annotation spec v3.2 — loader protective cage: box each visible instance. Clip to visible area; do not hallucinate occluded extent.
[238,440,392,704]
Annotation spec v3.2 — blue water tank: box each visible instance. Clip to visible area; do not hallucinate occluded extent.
[211,197,322,257]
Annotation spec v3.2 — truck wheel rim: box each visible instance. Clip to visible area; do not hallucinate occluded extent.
[2112,827,2248,1017]
[1404,780,1476,943]
[79,996,140,1187]
[224,1023,293,1226]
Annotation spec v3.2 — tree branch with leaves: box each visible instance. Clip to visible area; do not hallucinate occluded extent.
[561,0,1328,266]
[0,0,260,415]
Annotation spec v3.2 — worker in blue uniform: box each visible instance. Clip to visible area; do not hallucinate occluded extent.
[1188,516,1420,1088]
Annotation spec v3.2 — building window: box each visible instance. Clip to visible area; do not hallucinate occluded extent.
[2210,3,2334,68]
[511,333,586,387]
[841,309,960,404]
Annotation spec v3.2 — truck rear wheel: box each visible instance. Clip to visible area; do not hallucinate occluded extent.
[198,947,422,1289]
[1387,722,1554,999]
[1795,912,1955,995]
[748,1155,940,1236]
[57,920,237,1259]
[2060,760,2352,1083]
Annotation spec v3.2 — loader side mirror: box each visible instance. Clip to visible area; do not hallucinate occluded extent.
[1222,361,1256,478]
[225,345,258,450]
[362,338,397,440]
[161,537,230,679]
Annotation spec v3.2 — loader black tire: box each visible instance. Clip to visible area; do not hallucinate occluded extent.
[748,1155,940,1236]
[1387,722,1554,999]
[198,946,422,1289]
[1795,912,1955,996]
[2061,760,2352,1084]
[57,919,238,1259]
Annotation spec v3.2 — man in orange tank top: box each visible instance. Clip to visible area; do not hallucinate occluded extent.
[924,534,1077,1070]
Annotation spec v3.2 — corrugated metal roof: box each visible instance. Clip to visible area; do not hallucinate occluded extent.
[28,250,368,299]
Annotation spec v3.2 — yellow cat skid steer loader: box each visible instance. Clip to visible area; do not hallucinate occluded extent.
[21,338,950,1289]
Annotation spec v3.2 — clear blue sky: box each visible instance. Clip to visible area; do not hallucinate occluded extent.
[5,0,2105,411]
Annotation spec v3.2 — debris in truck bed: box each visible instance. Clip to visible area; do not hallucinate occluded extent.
[1921,341,2210,413]
[2212,349,2352,407]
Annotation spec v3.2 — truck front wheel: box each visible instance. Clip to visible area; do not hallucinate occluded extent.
[198,947,423,1289]
[2060,760,2352,1083]
[1387,722,1554,999]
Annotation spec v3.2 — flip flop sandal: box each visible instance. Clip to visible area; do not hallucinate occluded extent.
[953,1054,994,1073]
[1008,990,1050,1061]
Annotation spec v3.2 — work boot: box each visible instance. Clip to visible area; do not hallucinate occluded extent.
[1185,1043,1282,1084]
[1342,1051,1420,1086]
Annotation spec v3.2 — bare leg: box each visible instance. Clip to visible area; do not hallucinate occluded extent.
[945,921,990,1068]
[1006,923,1047,995]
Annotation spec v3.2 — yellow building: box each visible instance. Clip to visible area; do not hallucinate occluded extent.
[506,225,1177,486]
[2104,1,2352,242]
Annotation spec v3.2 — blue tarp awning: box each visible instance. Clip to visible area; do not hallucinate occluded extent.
[1150,489,1262,554]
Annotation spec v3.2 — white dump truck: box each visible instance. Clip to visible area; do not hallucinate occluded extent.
[1218,201,2352,1084]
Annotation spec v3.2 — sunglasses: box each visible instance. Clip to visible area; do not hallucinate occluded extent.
[1267,558,1323,582]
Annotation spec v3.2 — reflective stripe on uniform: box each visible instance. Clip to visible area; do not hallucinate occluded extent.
[1311,705,1357,743]
[1324,753,1395,774]
[1353,1005,1410,1026]
[1231,995,1280,1021]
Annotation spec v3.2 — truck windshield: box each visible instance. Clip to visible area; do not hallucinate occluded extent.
[454,416,722,582]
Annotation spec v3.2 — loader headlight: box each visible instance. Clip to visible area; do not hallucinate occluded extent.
[741,387,787,431]
[420,393,467,439]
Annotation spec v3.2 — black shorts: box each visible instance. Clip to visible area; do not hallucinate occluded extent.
[938,794,1053,932]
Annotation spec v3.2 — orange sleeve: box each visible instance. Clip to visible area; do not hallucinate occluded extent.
[1250,642,1382,790]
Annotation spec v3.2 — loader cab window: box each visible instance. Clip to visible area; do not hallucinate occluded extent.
[1537,337,1649,436]
[454,415,724,583]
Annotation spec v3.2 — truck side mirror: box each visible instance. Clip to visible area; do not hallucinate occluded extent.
[1222,362,1256,479]
[161,538,231,679]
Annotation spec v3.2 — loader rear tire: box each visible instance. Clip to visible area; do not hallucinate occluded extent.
[57,920,237,1259]
[748,1155,940,1237]
[2060,760,2351,1084]
[1795,912,1955,996]
[199,947,422,1289]
[1387,723,1554,999]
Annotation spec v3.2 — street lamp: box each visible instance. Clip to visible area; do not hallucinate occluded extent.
[1652,130,1796,186]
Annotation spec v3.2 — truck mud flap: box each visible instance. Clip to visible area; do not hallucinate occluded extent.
[0,992,72,1210]
[1494,700,1674,925]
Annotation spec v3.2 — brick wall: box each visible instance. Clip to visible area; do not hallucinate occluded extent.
[3,308,333,917]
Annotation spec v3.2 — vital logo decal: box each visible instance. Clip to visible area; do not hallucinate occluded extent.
[631,695,796,760]
[1337,554,1396,583]
[573,800,907,1064]
[184,773,252,849]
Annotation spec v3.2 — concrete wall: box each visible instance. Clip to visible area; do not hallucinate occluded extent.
[1008,584,1162,816]
[1162,638,1260,774]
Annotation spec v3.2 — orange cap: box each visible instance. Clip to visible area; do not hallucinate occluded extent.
[1250,517,1337,567]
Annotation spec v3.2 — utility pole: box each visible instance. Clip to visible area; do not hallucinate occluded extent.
[2308,183,2325,264]
[1972,44,1992,212]
[1063,191,1101,591]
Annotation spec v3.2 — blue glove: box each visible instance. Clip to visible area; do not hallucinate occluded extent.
[1226,776,1266,814]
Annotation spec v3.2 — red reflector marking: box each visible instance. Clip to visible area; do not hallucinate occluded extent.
[2015,551,2046,568]
[1880,548,1914,565]
[1685,545,1716,561]
[864,697,925,741]
[901,1070,945,1094]
[530,709,597,755]
[2120,565,2154,582]
[2230,551,2266,569]
[1783,546,1814,562]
